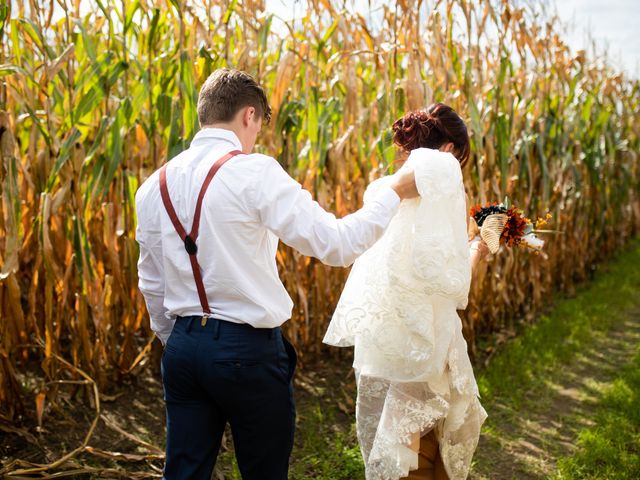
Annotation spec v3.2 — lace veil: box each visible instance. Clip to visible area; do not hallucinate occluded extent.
[324,148,486,479]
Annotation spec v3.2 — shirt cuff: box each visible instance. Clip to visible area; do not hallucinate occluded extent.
[372,186,401,213]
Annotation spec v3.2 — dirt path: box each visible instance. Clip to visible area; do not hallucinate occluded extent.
[470,308,640,479]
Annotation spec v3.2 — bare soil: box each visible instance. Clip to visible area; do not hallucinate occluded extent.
[2,312,639,479]
[470,309,640,479]
[0,349,357,479]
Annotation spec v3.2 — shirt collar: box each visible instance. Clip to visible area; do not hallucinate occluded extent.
[190,127,243,150]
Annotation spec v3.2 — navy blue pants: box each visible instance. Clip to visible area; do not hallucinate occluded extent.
[160,316,297,480]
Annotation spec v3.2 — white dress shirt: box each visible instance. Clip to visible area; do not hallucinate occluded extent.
[135,128,401,344]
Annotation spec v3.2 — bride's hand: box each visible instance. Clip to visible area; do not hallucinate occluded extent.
[470,238,491,259]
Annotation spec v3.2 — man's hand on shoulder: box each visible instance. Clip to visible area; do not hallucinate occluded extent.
[389,166,419,200]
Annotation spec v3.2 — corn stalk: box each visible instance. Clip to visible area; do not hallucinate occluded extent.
[0,0,638,422]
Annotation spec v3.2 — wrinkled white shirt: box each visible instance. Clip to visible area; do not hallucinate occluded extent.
[135,128,401,344]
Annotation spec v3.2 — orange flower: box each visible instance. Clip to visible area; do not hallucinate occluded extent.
[469,204,483,218]
[501,207,529,247]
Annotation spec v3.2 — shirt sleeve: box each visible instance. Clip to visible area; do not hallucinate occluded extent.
[252,157,401,267]
[136,216,173,345]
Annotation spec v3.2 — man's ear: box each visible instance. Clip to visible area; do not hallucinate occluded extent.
[242,106,256,126]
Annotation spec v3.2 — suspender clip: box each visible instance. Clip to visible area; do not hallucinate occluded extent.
[201,312,214,327]
[184,235,198,255]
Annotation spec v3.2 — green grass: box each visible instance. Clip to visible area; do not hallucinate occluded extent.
[471,240,640,478]
[216,404,364,480]
[477,240,640,406]
[553,345,640,480]
[289,405,364,480]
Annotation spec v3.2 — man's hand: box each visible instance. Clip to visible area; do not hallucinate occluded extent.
[389,166,419,200]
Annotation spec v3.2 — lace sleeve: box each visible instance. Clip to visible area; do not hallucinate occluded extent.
[406,150,471,309]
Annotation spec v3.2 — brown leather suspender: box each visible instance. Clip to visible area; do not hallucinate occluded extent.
[159,150,242,315]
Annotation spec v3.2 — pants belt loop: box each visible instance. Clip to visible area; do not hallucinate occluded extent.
[213,319,221,340]
[185,317,194,333]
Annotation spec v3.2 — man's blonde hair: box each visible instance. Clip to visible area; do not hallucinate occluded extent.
[197,68,271,126]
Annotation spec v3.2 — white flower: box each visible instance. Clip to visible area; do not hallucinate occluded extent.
[523,233,544,250]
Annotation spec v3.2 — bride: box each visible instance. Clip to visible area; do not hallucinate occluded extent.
[324,103,489,480]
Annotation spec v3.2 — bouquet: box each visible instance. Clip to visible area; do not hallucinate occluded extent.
[469,198,553,254]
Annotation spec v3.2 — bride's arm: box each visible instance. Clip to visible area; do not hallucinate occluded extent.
[470,239,489,275]
[466,194,490,276]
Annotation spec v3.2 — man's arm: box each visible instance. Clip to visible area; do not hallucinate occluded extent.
[136,229,173,345]
[252,157,417,267]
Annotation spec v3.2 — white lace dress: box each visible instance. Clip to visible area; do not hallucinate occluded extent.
[323,148,487,480]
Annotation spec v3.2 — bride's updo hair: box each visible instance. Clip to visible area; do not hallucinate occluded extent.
[392,103,471,168]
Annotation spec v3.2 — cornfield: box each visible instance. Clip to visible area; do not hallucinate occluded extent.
[0,0,638,427]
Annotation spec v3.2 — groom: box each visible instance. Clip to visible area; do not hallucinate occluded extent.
[135,68,419,480]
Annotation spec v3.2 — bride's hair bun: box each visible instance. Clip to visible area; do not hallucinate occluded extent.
[391,110,434,151]
[392,103,470,168]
